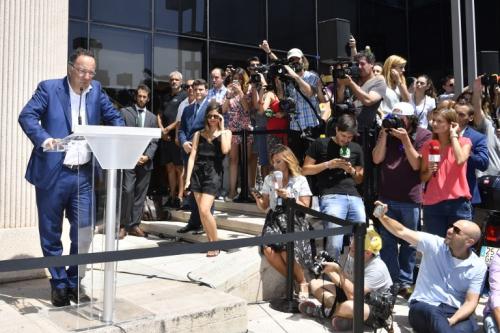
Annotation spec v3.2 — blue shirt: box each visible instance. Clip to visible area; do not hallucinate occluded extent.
[286,71,320,131]
[409,232,487,308]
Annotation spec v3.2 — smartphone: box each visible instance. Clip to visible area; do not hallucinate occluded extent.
[250,188,262,199]
[232,79,239,85]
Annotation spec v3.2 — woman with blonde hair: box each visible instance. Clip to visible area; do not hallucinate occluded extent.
[251,144,313,299]
[379,55,410,115]
[185,101,232,256]
[420,107,472,237]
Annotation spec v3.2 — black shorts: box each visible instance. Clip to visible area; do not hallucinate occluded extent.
[158,140,183,166]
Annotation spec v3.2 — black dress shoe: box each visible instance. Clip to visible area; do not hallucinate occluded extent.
[177,225,199,233]
[68,286,91,304]
[51,287,70,307]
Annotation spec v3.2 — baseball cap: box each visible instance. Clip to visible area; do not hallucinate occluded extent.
[287,48,304,60]
[391,102,414,116]
[365,227,382,255]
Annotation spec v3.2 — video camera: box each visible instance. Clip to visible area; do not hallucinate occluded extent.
[332,61,361,80]
[310,250,337,277]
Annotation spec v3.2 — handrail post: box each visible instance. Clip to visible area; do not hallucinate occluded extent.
[353,222,366,333]
[269,198,299,313]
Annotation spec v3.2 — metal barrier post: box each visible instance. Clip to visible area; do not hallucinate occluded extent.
[353,223,366,333]
[234,129,251,202]
[270,198,299,313]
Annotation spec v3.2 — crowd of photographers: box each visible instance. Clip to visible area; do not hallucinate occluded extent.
[131,37,500,332]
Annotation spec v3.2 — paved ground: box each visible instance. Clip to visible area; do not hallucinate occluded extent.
[0,232,488,333]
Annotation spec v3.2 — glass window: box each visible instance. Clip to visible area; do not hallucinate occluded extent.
[209,0,265,45]
[268,0,316,55]
[153,34,206,113]
[209,43,264,71]
[91,0,151,30]
[68,21,88,55]
[89,25,152,109]
[155,0,206,37]
[69,0,88,19]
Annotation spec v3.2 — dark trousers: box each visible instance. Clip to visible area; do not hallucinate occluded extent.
[288,127,320,164]
[36,166,93,290]
[121,166,151,229]
[409,301,478,333]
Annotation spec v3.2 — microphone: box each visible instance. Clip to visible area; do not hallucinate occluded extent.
[78,87,83,125]
[428,139,440,177]
[273,170,283,206]
[339,146,351,175]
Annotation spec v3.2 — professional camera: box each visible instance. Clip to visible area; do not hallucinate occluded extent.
[332,62,360,80]
[180,83,190,90]
[364,284,399,329]
[382,114,404,130]
[279,97,296,114]
[334,102,357,116]
[268,59,291,82]
[481,74,499,87]
[250,73,261,84]
[310,251,337,277]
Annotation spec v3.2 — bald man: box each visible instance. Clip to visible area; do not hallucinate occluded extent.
[374,201,486,333]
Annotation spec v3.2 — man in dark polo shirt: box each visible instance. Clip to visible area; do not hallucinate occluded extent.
[372,102,431,297]
[157,71,188,207]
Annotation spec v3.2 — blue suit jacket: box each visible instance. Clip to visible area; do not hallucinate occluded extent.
[178,98,208,147]
[18,77,124,189]
[463,126,489,204]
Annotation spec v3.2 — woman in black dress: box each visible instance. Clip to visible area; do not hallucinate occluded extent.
[185,101,232,256]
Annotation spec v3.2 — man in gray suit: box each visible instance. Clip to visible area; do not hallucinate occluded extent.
[119,84,159,238]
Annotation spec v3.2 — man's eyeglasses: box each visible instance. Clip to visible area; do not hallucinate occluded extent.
[452,225,462,235]
[70,63,96,77]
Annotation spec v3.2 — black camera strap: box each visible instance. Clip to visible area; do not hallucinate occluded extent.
[291,80,326,129]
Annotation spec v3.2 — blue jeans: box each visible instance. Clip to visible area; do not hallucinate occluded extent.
[319,194,366,259]
[409,301,478,333]
[378,199,420,286]
[423,197,472,237]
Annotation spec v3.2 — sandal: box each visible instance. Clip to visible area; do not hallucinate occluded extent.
[206,250,220,257]
[298,282,309,300]
[298,300,323,318]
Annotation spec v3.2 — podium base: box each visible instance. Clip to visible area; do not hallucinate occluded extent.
[269,297,300,313]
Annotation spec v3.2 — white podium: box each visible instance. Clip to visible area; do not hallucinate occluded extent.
[72,125,161,324]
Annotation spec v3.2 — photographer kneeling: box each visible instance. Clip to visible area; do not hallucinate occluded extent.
[299,227,392,331]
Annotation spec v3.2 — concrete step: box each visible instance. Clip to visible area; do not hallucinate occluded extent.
[167,210,265,235]
[213,200,264,217]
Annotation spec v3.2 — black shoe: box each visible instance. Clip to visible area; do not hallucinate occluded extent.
[177,224,199,233]
[192,228,205,235]
[51,287,70,307]
[172,197,181,209]
[68,286,91,304]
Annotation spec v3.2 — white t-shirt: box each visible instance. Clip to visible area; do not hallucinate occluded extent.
[176,97,194,122]
[411,94,436,129]
[261,174,312,210]
[476,117,500,176]
[380,87,401,116]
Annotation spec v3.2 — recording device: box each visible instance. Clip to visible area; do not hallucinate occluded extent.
[310,251,337,277]
[180,83,190,90]
[250,188,262,199]
[428,139,441,177]
[373,204,386,219]
[253,59,292,83]
[332,61,360,80]
[382,114,404,130]
[274,170,283,206]
[78,87,83,125]
[481,74,499,87]
[250,73,261,84]
[278,97,296,115]
[339,146,351,161]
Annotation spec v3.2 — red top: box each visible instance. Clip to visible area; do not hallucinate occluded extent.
[421,137,472,205]
[266,99,288,138]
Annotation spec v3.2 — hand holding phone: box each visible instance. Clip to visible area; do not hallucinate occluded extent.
[250,188,262,199]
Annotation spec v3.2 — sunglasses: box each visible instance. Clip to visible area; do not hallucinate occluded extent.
[207,114,220,120]
[452,225,462,235]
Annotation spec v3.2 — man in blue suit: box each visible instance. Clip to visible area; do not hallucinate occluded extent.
[454,102,489,206]
[18,48,124,307]
[178,79,210,233]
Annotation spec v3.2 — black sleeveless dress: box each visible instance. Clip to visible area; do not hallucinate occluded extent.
[189,134,224,196]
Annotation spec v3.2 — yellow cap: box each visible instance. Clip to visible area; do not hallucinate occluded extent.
[365,227,382,255]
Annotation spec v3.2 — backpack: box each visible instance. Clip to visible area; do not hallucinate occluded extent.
[142,195,168,221]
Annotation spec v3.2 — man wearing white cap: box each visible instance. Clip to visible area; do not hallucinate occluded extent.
[372,102,431,298]
[259,40,327,162]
